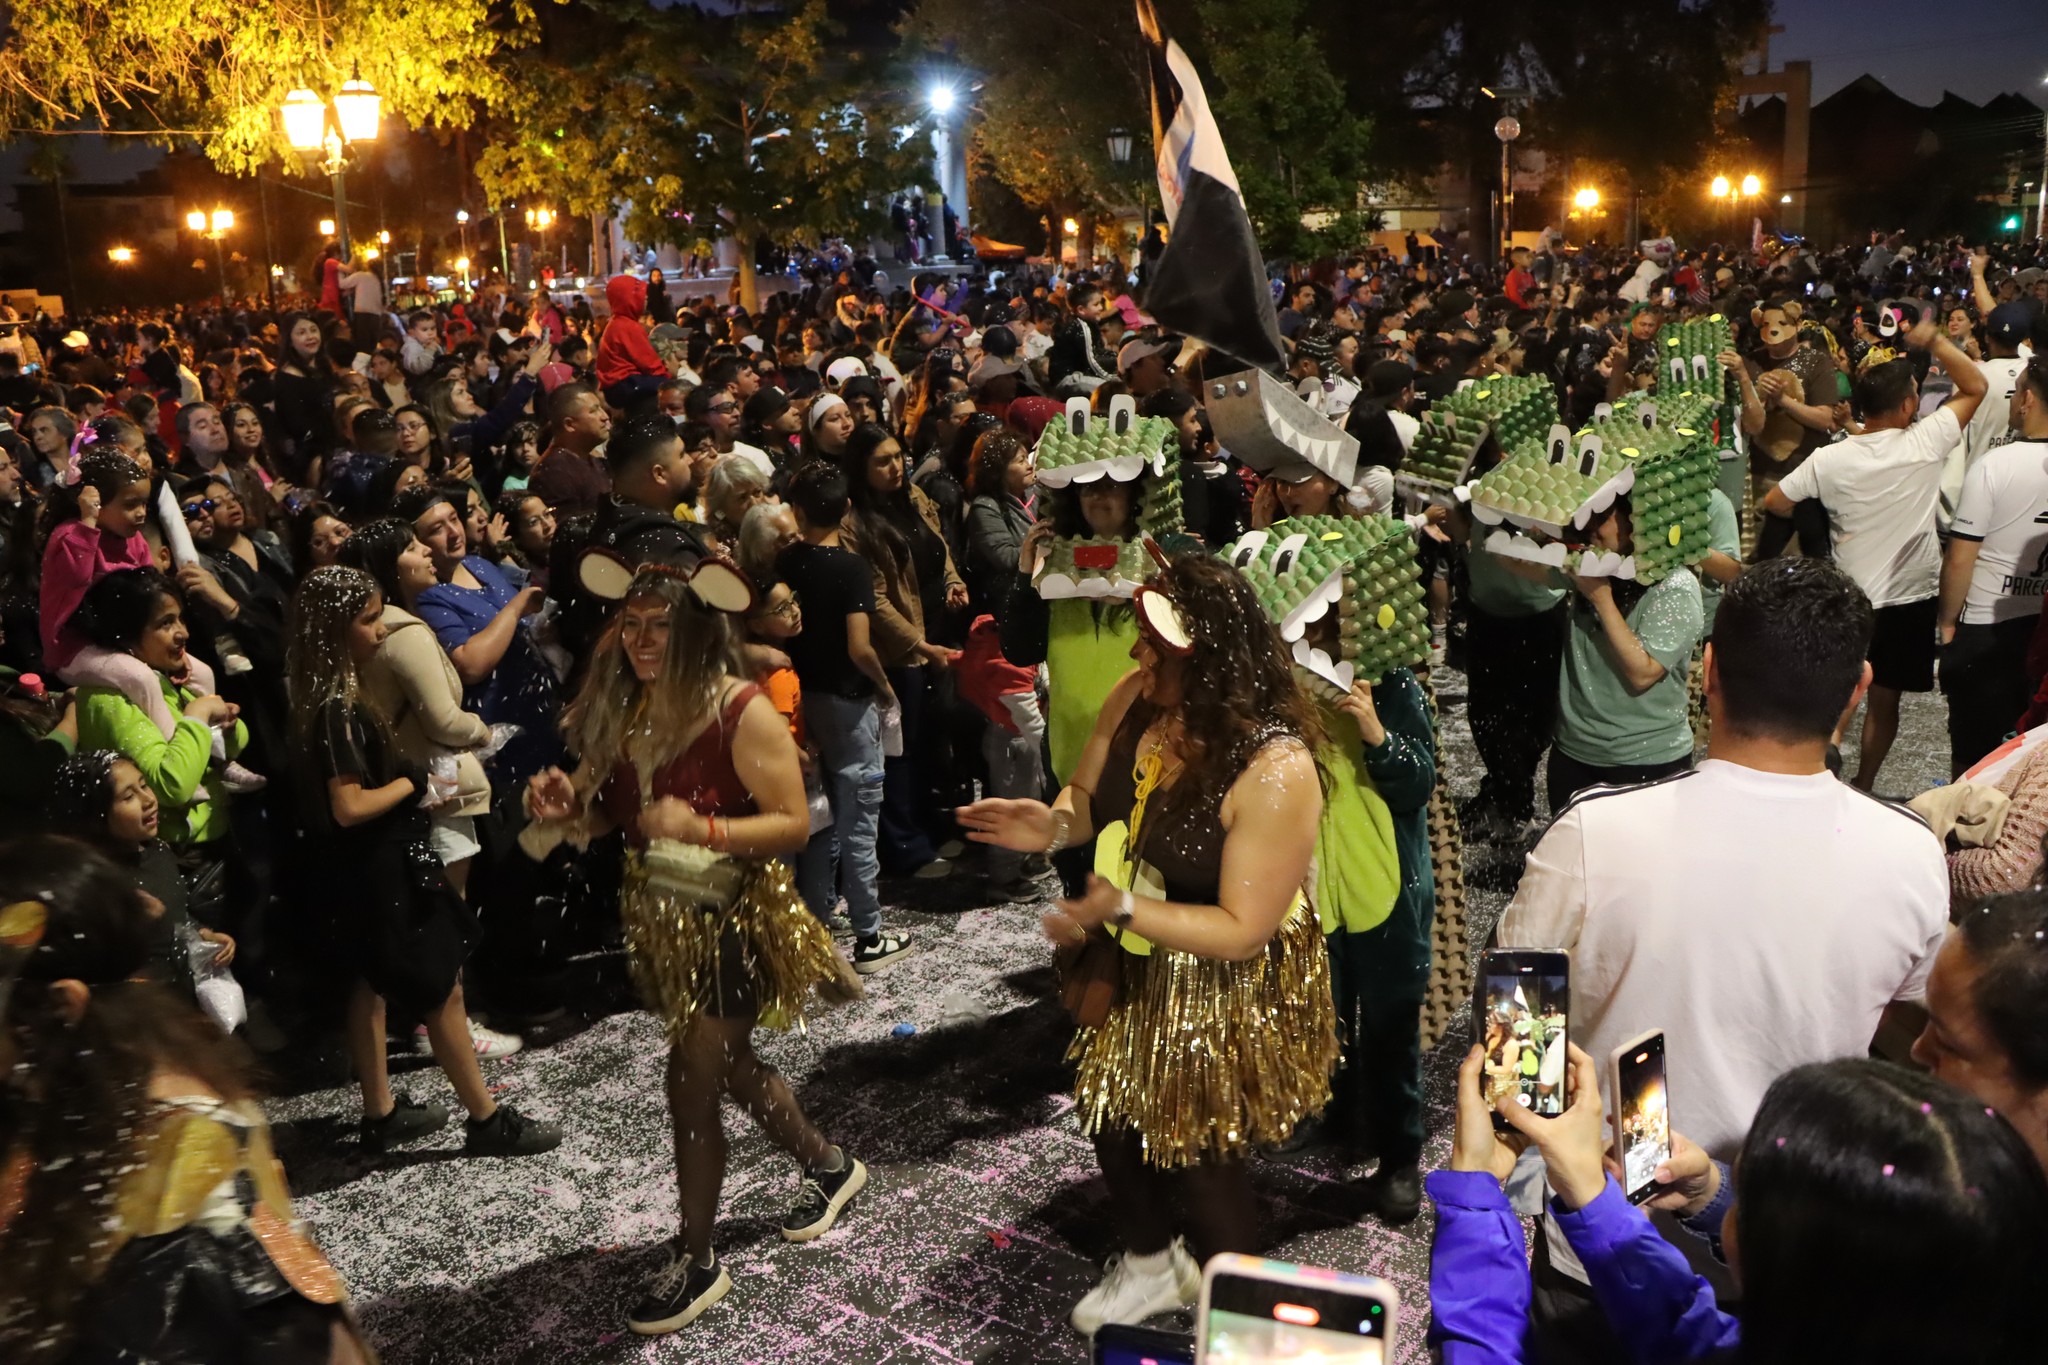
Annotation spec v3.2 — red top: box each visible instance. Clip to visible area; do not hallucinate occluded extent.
[598,683,762,847]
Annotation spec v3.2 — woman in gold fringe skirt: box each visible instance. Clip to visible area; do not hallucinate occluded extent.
[959,554,1337,1337]
[525,562,863,1338]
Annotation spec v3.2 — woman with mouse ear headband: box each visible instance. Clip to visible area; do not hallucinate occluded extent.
[525,557,867,1338]
[959,551,1334,1336]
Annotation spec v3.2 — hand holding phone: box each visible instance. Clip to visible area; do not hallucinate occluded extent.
[1496,1042,1608,1210]
[1197,1254,1398,1364]
[1473,948,1571,1128]
[1608,1030,1674,1206]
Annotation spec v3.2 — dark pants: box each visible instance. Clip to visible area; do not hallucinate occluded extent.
[1468,602,1567,821]
[879,664,939,874]
[602,374,666,412]
[1327,916,1430,1167]
[1941,617,2035,773]
[350,310,386,355]
[1546,749,1693,816]
[1752,497,1830,560]
[1529,1226,1633,1365]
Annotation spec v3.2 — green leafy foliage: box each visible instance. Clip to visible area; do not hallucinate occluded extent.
[0,0,536,175]
[474,0,929,306]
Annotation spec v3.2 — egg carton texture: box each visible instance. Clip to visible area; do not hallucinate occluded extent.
[1465,405,1719,584]
[1029,393,1187,601]
[1226,515,1430,692]
[1654,314,1735,400]
[1398,375,1561,501]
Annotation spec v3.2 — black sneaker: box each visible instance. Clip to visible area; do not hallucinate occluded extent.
[1361,1162,1423,1225]
[781,1153,869,1241]
[851,931,912,975]
[463,1103,564,1157]
[360,1096,449,1153]
[627,1243,731,1336]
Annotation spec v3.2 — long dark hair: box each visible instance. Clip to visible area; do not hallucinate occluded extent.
[335,516,417,610]
[1130,553,1326,817]
[0,836,255,1364]
[839,421,912,575]
[35,449,146,543]
[1733,1059,2048,1365]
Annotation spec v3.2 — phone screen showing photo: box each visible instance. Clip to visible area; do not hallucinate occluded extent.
[1618,1033,1672,1203]
[1478,955,1569,1119]
[1203,1275,1388,1365]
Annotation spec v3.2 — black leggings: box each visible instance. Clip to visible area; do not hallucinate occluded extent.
[1092,1126,1259,1263]
[668,1009,834,1262]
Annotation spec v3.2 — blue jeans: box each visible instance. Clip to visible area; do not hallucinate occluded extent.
[802,691,885,939]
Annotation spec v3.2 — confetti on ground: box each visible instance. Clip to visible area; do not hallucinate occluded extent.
[266,665,1950,1363]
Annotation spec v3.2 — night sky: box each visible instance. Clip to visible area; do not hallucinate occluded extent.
[1771,0,2046,104]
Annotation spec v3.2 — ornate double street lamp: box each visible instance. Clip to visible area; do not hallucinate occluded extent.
[282,69,381,258]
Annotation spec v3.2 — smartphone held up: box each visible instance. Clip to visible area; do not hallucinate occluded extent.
[1611,1029,1674,1205]
[1196,1254,1398,1365]
[1474,949,1570,1130]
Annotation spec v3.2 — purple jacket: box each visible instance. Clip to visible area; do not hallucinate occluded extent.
[1427,1170,1742,1364]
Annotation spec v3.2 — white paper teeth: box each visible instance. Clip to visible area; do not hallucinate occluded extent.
[1485,529,1567,567]
[1280,571,1345,643]
[1291,635,1353,691]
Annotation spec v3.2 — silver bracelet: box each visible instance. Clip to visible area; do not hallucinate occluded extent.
[1044,809,1072,856]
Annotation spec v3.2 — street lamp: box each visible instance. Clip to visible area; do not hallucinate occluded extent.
[926,83,957,115]
[107,247,134,264]
[1494,115,1521,264]
[1740,173,1762,198]
[187,208,233,297]
[455,209,471,282]
[1710,175,1731,199]
[319,218,336,239]
[1573,187,1600,211]
[1107,128,1134,165]
[526,207,558,276]
[282,68,380,258]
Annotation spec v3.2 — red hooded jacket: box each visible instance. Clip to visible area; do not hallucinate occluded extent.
[596,275,668,389]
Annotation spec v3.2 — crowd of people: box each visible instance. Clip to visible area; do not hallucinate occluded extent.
[2,220,2048,1361]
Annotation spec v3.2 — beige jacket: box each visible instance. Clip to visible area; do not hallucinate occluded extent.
[838,484,964,669]
[364,606,492,819]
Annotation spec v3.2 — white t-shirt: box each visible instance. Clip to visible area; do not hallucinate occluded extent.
[1941,356,2025,521]
[1776,407,1960,607]
[1951,439,2048,624]
[1499,759,1947,1160]
[1387,408,1419,454]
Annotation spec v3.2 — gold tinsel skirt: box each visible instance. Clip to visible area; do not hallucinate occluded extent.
[1068,897,1338,1168]
[620,853,858,1040]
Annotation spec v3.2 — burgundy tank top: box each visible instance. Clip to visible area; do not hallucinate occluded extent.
[599,683,762,848]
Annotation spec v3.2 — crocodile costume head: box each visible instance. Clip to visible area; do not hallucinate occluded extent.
[1226,514,1429,699]
[1466,401,1719,583]
[1654,313,1735,399]
[1399,374,1559,501]
[1029,394,1184,600]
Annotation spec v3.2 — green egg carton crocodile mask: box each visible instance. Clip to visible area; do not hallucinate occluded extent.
[1400,374,1560,500]
[1466,401,1719,584]
[1654,313,1735,399]
[1225,514,1429,697]
[1030,393,1185,600]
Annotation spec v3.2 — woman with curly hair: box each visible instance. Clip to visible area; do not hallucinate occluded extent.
[959,552,1335,1336]
[524,559,867,1337]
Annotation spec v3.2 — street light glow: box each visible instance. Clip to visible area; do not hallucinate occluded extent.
[1573,187,1600,210]
[334,71,382,145]
[107,247,134,264]
[186,210,206,231]
[377,230,390,245]
[526,207,555,230]
[456,209,469,224]
[281,87,326,151]
[1740,173,1762,197]
[456,257,470,273]
[1781,193,1792,204]
[1710,176,1731,198]
[365,247,380,261]
[927,83,956,114]
[319,218,336,237]
[211,209,233,233]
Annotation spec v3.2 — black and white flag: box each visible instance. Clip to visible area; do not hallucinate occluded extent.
[1136,0,1287,375]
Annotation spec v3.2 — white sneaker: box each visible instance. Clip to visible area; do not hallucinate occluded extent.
[413,1020,524,1059]
[1070,1239,1200,1336]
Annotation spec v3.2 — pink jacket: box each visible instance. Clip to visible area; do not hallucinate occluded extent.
[41,520,153,671]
